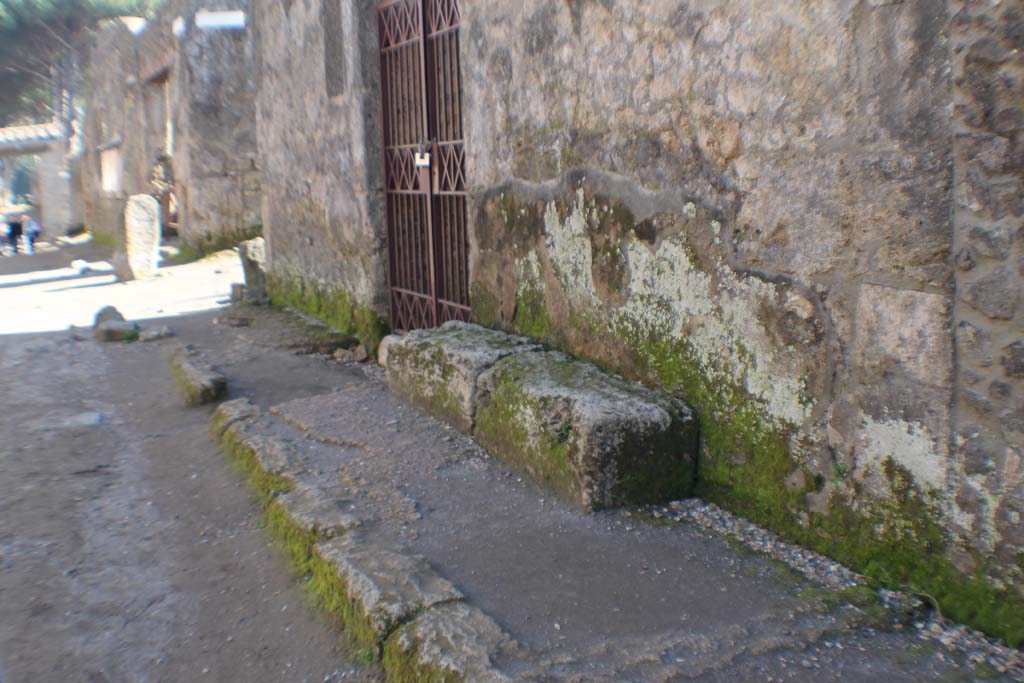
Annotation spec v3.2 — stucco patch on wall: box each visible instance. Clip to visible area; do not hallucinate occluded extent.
[539,189,812,429]
[858,414,948,495]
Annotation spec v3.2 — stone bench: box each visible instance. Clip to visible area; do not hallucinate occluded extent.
[475,351,698,510]
[382,323,698,510]
[380,321,540,433]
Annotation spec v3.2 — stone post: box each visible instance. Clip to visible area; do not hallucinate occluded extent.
[122,194,161,279]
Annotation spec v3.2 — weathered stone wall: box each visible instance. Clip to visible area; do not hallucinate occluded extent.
[35,143,75,233]
[80,20,141,239]
[79,4,261,246]
[458,0,1020,625]
[246,0,1023,638]
[173,1,262,245]
[949,1,1024,586]
[251,0,385,312]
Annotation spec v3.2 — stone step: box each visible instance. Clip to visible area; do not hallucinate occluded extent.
[382,322,697,510]
[380,321,540,433]
[476,351,698,510]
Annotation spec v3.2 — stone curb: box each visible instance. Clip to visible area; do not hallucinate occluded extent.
[209,401,517,682]
[315,539,463,640]
[167,346,228,406]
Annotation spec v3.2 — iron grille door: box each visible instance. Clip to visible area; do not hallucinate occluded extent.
[379,0,436,331]
[424,0,469,326]
[378,0,469,332]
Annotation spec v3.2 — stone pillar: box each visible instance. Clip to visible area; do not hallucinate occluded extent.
[123,194,162,279]
[239,236,268,303]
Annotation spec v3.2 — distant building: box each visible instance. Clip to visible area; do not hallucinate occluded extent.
[0,122,76,232]
[78,3,261,249]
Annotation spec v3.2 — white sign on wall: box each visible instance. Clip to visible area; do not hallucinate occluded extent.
[194,10,246,30]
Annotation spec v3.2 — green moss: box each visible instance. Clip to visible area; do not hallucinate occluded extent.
[807,482,1024,647]
[219,425,294,506]
[513,277,557,342]
[389,343,468,429]
[383,631,464,683]
[469,284,499,328]
[618,327,800,514]
[474,370,579,503]
[486,188,1024,644]
[169,353,225,405]
[267,273,390,356]
[306,546,382,652]
[169,357,203,406]
[215,420,385,655]
[266,499,317,576]
[621,327,1024,646]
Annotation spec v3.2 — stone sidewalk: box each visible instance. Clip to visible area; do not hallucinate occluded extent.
[187,307,1013,682]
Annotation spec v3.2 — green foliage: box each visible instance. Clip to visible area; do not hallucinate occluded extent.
[0,0,156,124]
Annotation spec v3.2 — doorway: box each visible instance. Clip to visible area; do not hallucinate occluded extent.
[377,0,469,332]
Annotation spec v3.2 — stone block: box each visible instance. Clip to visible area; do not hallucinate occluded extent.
[241,433,297,476]
[386,602,516,683]
[474,351,699,510]
[239,237,267,304]
[212,398,260,436]
[854,284,952,389]
[382,321,541,433]
[315,539,463,641]
[277,480,361,540]
[1001,341,1024,379]
[168,347,227,405]
[963,266,1020,320]
[94,320,140,342]
[139,325,175,342]
[93,305,125,327]
[124,194,161,279]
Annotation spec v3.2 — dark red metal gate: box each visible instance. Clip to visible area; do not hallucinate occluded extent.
[378,0,469,333]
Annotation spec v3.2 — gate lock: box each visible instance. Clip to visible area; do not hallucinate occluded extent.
[414,152,431,168]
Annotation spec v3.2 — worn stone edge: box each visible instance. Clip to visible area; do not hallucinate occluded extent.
[166,346,228,405]
[209,400,516,682]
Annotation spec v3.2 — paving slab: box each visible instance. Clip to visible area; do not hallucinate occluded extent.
[258,384,967,681]
[184,306,1013,682]
[387,602,519,683]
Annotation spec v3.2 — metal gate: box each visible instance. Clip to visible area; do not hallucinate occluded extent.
[378,0,469,332]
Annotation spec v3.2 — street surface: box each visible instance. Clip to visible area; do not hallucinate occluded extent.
[0,243,380,682]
